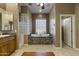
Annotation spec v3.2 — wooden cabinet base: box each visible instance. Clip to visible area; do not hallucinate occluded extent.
[0,43,9,56]
[0,36,16,56]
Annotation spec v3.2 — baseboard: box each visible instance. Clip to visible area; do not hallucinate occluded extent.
[63,41,71,47]
[74,48,79,51]
[24,44,28,45]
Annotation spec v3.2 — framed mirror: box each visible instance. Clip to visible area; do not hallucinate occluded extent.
[0,8,13,31]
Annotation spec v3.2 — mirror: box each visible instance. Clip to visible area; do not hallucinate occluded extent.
[0,8,13,31]
[2,12,13,31]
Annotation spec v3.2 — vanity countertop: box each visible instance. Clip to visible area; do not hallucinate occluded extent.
[0,35,10,38]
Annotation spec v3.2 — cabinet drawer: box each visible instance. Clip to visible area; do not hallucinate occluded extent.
[6,36,15,40]
[0,43,9,56]
[0,35,16,56]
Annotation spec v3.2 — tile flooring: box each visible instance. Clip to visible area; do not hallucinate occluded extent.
[11,44,79,56]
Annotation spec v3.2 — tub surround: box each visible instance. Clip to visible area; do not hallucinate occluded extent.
[28,34,53,44]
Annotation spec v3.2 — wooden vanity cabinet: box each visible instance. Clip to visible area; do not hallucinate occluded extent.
[0,35,16,56]
[9,36,16,55]
[0,41,9,56]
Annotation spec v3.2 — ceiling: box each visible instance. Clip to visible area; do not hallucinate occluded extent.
[19,3,53,14]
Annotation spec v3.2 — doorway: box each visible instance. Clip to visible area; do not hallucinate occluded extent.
[60,14,75,48]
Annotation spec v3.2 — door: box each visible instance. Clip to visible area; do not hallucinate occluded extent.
[62,16,72,47]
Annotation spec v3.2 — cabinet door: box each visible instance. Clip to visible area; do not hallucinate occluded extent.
[0,43,9,56]
[9,38,16,54]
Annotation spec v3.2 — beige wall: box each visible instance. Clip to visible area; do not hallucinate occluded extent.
[49,4,56,44]
[75,4,79,49]
[49,3,74,47]
[55,3,79,48]
[53,3,75,47]
[0,3,6,10]
[6,3,19,48]
[49,4,56,19]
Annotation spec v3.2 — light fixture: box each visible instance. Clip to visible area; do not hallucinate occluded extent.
[42,5,45,9]
[40,3,43,7]
[28,3,32,5]
[36,3,45,9]
[36,3,43,6]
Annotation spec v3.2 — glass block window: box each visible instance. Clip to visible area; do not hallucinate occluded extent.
[19,14,32,35]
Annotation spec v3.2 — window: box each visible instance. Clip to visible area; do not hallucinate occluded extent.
[36,18,46,34]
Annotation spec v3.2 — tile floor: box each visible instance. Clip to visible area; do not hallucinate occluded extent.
[11,44,79,56]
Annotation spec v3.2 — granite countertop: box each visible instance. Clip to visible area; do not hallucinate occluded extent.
[0,35,10,38]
